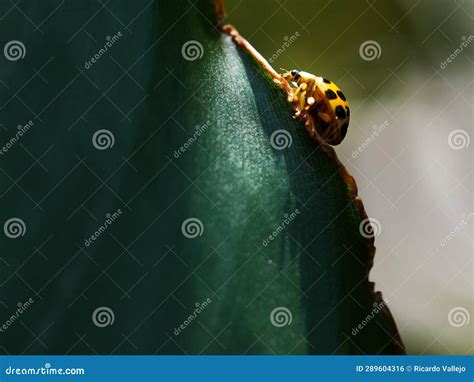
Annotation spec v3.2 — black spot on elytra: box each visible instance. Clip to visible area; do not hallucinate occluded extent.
[346,107,350,117]
[325,89,337,100]
[335,105,346,119]
[337,90,346,101]
[323,78,331,84]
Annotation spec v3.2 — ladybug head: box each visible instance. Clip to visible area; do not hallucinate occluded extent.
[282,69,301,82]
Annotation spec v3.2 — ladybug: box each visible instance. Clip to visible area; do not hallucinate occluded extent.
[282,69,350,145]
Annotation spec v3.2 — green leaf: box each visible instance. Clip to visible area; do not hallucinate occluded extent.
[0,0,403,354]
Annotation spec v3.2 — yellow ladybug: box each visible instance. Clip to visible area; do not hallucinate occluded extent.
[282,69,350,145]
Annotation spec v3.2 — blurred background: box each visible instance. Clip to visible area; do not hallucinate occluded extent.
[225,0,473,355]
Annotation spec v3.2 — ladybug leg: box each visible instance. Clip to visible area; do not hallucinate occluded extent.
[304,82,319,110]
[291,82,310,119]
[295,89,312,120]
[292,82,308,101]
[304,90,316,110]
[298,90,307,110]
[294,110,305,121]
